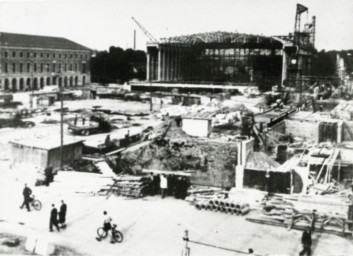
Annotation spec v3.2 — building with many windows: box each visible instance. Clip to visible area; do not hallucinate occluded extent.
[0,32,92,92]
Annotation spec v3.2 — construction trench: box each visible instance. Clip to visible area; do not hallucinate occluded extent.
[1,3,353,256]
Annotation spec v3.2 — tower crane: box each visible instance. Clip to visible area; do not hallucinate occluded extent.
[131,17,159,43]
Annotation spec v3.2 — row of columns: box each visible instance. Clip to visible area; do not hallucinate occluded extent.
[146,46,193,82]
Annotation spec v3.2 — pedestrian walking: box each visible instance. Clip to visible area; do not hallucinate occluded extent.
[299,228,312,256]
[20,183,32,212]
[59,200,67,228]
[50,204,60,232]
[160,174,168,199]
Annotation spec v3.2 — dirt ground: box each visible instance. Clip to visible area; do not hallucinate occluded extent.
[0,167,353,256]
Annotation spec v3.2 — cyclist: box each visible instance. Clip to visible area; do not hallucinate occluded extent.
[102,211,115,243]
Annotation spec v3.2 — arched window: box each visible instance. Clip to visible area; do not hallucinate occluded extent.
[12,63,16,73]
[12,78,17,92]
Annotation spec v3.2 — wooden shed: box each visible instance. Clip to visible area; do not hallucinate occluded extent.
[9,137,84,169]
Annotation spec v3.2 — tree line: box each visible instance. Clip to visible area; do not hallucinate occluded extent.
[91,46,146,84]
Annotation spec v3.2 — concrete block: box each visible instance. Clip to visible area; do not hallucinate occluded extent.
[25,236,37,253]
[35,238,55,256]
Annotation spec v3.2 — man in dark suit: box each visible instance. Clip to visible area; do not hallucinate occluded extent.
[50,204,60,232]
[299,228,312,256]
[59,200,67,228]
[20,183,32,212]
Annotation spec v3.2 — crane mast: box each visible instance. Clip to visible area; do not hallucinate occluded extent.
[131,17,158,43]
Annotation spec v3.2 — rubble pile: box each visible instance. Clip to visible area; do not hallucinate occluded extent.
[115,121,237,187]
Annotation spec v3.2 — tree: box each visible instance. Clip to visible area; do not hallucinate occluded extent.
[91,47,146,84]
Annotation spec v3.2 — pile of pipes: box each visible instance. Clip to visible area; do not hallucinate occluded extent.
[100,176,152,198]
[195,198,250,216]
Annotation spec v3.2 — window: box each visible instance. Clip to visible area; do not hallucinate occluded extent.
[40,53,43,58]
[20,63,23,73]
[80,54,82,59]
[27,63,31,72]
[4,52,8,58]
[46,64,49,72]
[12,52,16,57]
[27,52,30,58]
[75,63,78,71]
[34,63,37,72]
[69,54,72,59]
[34,53,37,58]
[40,63,44,73]
[69,64,72,71]
[12,63,16,72]
[64,54,66,59]
[59,53,61,58]
[53,63,56,72]
[47,53,49,58]
[82,63,87,74]
[58,63,61,71]
[53,53,56,58]
[64,64,67,71]
[5,63,8,73]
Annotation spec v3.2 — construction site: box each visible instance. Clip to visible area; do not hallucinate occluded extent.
[1,2,353,256]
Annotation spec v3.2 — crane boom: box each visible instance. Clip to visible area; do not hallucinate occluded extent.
[131,17,158,43]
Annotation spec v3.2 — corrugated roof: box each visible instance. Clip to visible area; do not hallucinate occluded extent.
[0,32,90,51]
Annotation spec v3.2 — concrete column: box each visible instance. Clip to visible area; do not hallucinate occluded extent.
[170,48,174,81]
[166,48,170,81]
[162,48,167,81]
[281,49,287,87]
[337,121,343,143]
[158,48,162,81]
[146,50,150,81]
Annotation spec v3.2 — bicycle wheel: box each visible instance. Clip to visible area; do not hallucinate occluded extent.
[113,230,123,243]
[32,200,42,211]
[97,227,108,239]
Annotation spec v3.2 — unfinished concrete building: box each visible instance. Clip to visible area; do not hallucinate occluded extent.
[141,4,316,92]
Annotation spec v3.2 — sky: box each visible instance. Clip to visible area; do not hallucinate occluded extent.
[0,0,352,52]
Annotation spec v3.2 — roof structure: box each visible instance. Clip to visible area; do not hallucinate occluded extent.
[245,151,280,171]
[0,32,91,51]
[159,31,282,47]
[9,137,84,150]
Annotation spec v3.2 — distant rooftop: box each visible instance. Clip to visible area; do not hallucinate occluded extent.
[0,32,91,51]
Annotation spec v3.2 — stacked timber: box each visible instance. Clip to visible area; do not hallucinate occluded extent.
[99,176,152,198]
[195,198,251,216]
[185,186,224,203]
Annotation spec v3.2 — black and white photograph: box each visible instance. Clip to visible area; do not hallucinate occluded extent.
[0,0,353,255]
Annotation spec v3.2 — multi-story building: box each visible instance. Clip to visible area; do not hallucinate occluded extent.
[0,32,92,92]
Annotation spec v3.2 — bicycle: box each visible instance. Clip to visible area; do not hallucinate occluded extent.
[96,224,123,243]
[29,195,42,211]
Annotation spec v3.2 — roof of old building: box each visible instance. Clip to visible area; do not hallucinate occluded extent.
[0,32,91,51]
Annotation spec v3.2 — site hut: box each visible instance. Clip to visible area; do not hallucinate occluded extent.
[181,112,213,137]
[9,137,84,170]
[0,32,92,92]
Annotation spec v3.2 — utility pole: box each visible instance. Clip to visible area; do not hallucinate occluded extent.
[60,81,64,170]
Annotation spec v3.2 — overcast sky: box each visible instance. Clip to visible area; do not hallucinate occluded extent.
[0,0,352,52]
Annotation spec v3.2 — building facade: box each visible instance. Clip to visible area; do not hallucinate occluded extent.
[0,32,91,92]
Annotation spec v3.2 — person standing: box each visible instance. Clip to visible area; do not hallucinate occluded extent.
[50,204,60,232]
[44,165,53,186]
[160,174,168,199]
[20,184,32,212]
[299,228,312,256]
[59,200,67,228]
